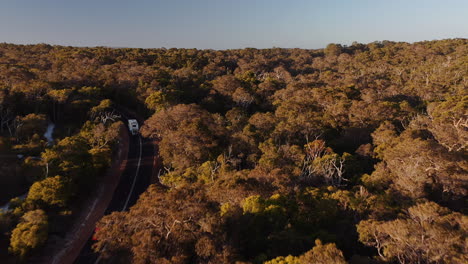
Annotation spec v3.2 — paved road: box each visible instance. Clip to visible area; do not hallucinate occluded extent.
[73,133,155,264]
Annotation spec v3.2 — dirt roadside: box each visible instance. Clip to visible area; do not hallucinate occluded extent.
[33,124,130,264]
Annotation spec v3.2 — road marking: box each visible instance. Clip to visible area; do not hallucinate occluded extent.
[51,173,103,264]
[95,136,142,264]
[122,136,142,211]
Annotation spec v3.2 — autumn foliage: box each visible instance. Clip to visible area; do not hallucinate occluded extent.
[0,39,466,263]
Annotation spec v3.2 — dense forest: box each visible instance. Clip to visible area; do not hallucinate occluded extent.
[0,39,467,263]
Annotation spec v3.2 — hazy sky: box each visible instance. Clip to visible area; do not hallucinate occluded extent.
[1,0,467,49]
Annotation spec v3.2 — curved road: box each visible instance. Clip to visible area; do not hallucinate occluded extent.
[73,124,156,263]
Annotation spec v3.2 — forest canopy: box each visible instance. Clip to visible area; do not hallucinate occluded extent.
[0,39,466,263]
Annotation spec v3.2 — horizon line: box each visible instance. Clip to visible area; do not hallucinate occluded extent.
[0,37,466,51]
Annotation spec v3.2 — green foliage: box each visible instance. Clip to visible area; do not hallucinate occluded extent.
[243,195,266,214]
[220,202,234,217]
[264,255,300,264]
[42,135,93,178]
[47,89,72,104]
[145,90,171,112]
[265,239,347,264]
[196,160,219,183]
[27,175,70,207]
[78,86,103,98]
[9,209,48,258]
[258,139,303,174]
[89,99,113,118]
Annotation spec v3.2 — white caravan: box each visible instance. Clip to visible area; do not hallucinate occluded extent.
[128,119,139,135]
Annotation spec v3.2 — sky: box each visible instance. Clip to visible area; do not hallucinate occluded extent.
[0,0,467,49]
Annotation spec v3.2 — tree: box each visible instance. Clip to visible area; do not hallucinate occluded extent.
[357,201,467,264]
[212,75,242,98]
[80,121,120,150]
[308,153,346,186]
[370,126,467,199]
[145,90,171,112]
[141,104,226,171]
[47,88,72,121]
[27,175,70,207]
[325,43,343,57]
[273,87,327,143]
[15,113,47,142]
[0,104,15,135]
[93,184,227,263]
[298,239,347,264]
[9,209,48,258]
[89,99,113,120]
[265,239,347,264]
[427,95,468,152]
[41,135,94,189]
[301,140,348,186]
[232,87,255,108]
[258,139,303,174]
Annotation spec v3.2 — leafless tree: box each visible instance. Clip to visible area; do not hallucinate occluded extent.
[97,110,121,125]
[301,138,347,186]
[0,104,15,135]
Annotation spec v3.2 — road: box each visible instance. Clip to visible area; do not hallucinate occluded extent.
[73,132,155,264]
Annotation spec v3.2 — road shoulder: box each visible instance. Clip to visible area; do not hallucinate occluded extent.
[36,124,130,264]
